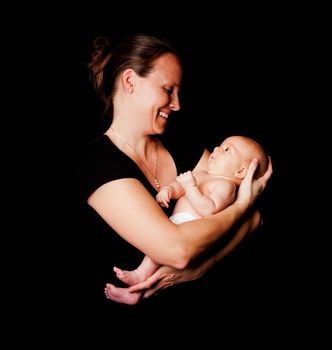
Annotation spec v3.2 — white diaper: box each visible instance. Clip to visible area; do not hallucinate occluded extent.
[169,212,196,225]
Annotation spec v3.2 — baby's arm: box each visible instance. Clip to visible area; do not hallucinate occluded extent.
[156,179,185,208]
[177,171,236,216]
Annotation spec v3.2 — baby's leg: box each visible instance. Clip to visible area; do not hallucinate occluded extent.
[104,284,142,305]
[114,256,159,285]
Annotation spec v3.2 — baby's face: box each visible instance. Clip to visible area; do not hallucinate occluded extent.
[208,139,243,174]
[208,136,258,176]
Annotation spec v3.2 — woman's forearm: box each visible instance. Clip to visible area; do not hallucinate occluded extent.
[175,157,269,269]
[188,210,262,277]
[89,178,249,270]
[90,157,269,269]
[130,211,262,298]
[175,201,248,269]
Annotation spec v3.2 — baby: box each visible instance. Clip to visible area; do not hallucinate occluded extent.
[105,135,268,304]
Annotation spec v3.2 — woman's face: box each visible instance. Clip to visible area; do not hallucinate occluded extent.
[134,53,182,134]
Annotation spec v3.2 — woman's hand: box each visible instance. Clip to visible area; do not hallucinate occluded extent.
[111,208,263,302]
[236,156,273,208]
[128,265,201,299]
[107,158,273,303]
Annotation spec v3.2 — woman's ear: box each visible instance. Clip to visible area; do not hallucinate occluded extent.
[122,68,135,94]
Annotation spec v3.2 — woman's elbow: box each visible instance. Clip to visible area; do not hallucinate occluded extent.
[171,259,189,270]
[163,244,191,270]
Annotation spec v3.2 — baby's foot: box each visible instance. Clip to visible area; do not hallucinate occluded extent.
[113,266,142,285]
[104,283,142,305]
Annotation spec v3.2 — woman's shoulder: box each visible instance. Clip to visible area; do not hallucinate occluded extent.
[76,135,130,167]
[73,135,139,202]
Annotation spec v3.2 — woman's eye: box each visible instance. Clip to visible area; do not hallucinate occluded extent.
[164,87,173,95]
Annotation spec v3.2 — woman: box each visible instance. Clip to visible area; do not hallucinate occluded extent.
[74,34,272,314]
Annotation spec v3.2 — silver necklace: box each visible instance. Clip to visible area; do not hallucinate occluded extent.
[109,127,160,191]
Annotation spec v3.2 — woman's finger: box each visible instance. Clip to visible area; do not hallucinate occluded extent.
[128,272,160,292]
[247,157,259,178]
[263,156,273,181]
[142,285,162,298]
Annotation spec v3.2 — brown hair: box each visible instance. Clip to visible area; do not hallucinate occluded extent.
[88,34,180,117]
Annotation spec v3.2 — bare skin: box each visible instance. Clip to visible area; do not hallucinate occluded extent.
[85,38,273,304]
[104,156,271,304]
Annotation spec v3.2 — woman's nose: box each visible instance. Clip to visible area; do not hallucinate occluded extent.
[170,94,180,111]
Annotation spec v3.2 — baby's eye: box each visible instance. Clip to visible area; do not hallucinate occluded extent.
[224,147,230,152]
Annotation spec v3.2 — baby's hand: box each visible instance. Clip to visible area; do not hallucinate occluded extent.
[156,186,172,208]
[176,171,196,188]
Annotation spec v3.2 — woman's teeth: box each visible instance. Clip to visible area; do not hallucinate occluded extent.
[159,111,168,119]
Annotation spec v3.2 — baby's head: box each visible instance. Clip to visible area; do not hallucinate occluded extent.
[209,135,268,182]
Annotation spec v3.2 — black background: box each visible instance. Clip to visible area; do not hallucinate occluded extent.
[13,6,325,344]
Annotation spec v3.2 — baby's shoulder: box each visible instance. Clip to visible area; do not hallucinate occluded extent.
[210,177,236,193]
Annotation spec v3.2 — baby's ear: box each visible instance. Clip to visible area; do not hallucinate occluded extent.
[235,166,248,179]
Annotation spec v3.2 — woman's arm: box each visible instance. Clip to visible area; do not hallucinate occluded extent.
[128,210,262,298]
[88,178,246,270]
[88,157,272,269]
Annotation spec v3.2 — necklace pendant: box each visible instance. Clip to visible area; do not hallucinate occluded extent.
[154,178,160,190]
[109,127,161,191]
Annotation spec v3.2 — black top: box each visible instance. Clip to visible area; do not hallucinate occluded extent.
[73,133,205,321]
